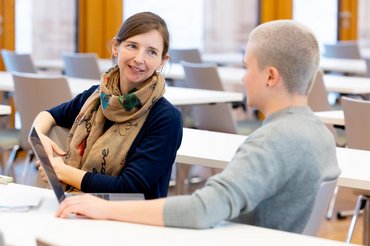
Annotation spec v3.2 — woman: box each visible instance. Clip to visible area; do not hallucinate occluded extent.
[33,12,183,199]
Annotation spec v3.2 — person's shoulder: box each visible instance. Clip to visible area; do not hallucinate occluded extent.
[150,97,181,116]
[77,85,100,99]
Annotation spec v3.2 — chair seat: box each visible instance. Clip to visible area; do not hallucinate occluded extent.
[0,129,20,149]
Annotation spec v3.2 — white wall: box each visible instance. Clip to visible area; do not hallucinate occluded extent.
[124,0,204,50]
[15,0,32,53]
[293,0,338,53]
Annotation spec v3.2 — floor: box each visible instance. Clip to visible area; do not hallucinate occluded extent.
[1,107,366,245]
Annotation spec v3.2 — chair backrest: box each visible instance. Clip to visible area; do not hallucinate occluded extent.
[364,57,370,78]
[323,41,362,59]
[181,61,237,134]
[308,70,331,112]
[307,70,339,139]
[48,125,69,152]
[303,179,337,236]
[169,48,202,63]
[1,49,37,73]
[12,72,73,149]
[341,96,370,150]
[62,52,101,80]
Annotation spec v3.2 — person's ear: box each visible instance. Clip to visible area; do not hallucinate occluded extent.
[111,38,119,57]
[157,54,169,71]
[161,54,169,65]
[265,66,279,87]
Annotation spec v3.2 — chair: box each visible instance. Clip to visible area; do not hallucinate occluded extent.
[48,126,69,152]
[62,52,101,80]
[302,179,337,236]
[181,61,238,133]
[176,61,239,194]
[1,49,37,73]
[168,48,203,88]
[341,96,370,244]
[169,48,202,63]
[323,41,362,59]
[0,128,20,175]
[7,72,73,182]
[308,70,342,144]
[308,70,332,112]
[0,50,37,161]
[365,58,370,78]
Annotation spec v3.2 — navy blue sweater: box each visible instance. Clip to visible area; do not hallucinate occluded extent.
[48,85,183,199]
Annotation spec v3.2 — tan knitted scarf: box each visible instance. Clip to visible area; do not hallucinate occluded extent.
[63,65,165,176]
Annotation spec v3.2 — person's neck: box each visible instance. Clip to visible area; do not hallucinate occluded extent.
[263,94,307,118]
[120,81,135,95]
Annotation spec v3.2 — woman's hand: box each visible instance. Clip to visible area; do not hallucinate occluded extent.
[56,194,111,219]
[36,155,67,184]
[39,133,66,158]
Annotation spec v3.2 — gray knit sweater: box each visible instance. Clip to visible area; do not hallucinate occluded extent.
[164,106,341,233]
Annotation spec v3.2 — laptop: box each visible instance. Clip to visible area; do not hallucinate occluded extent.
[28,126,144,203]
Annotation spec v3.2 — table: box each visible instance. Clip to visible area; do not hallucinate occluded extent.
[314,110,344,126]
[0,72,244,106]
[0,105,11,115]
[202,52,244,66]
[176,128,370,244]
[324,74,370,95]
[40,53,361,77]
[320,57,367,76]
[201,52,367,76]
[164,64,370,95]
[0,183,350,246]
[164,63,244,86]
[35,57,369,94]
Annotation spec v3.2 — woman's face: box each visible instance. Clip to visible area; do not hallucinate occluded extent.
[112,29,166,93]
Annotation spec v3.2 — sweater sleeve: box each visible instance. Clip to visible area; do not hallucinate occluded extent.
[163,138,281,229]
[80,99,183,199]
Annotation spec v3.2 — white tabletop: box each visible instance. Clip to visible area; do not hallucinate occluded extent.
[201,52,368,76]
[164,64,370,95]
[202,52,244,67]
[0,104,11,115]
[324,74,370,94]
[0,183,349,246]
[164,63,245,86]
[314,110,344,126]
[320,57,367,76]
[0,72,243,106]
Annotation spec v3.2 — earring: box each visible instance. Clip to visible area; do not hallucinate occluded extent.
[266,83,269,87]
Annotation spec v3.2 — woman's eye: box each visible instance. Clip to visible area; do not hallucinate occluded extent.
[127,43,137,49]
[148,50,157,56]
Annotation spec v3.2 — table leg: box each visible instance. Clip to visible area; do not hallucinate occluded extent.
[364,198,370,245]
[175,163,190,195]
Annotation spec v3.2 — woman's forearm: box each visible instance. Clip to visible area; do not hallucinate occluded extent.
[32,111,57,135]
[51,156,86,190]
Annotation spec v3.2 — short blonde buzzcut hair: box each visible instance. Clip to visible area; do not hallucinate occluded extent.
[248,20,320,95]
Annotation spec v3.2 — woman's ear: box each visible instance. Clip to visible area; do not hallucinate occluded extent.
[111,38,119,57]
[160,54,170,67]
